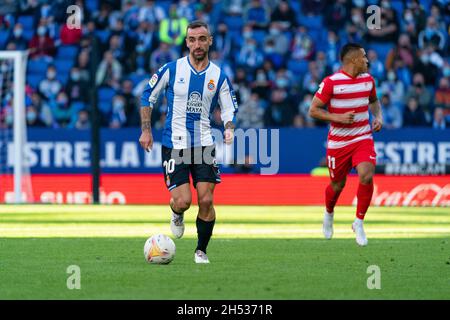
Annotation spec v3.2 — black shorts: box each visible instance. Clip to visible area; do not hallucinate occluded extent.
[161,145,221,190]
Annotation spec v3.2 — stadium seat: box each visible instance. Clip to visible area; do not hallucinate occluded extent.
[223,15,244,32]
[127,73,147,86]
[98,87,116,103]
[22,29,34,41]
[287,59,309,75]
[71,101,87,113]
[54,59,74,74]
[26,74,45,89]
[298,15,322,30]
[368,43,394,64]
[56,45,79,61]
[27,58,49,74]
[17,15,34,30]
[390,1,404,20]
[85,0,99,13]
[289,0,301,15]
[95,30,111,44]
[0,30,9,49]
[99,101,111,114]
[253,30,267,46]
[56,72,69,86]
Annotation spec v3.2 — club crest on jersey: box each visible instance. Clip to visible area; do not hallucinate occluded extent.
[149,74,158,88]
[207,79,215,91]
[186,91,203,113]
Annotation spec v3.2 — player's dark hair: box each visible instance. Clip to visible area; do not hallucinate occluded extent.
[187,20,210,34]
[340,43,363,62]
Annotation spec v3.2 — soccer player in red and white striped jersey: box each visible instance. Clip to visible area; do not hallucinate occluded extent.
[309,43,383,246]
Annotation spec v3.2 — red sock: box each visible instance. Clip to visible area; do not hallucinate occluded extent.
[356,183,374,220]
[325,184,342,214]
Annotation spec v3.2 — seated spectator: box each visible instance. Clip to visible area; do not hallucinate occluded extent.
[60,20,82,45]
[26,106,47,127]
[381,94,402,129]
[66,67,89,104]
[386,34,415,71]
[400,8,419,44]
[270,0,297,31]
[315,51,331,80]
[290,25,314,61]
[324,0,348,33]
[6,23,28,50]
[212,23,232,60]
[418,16,446,52]
[404,73,433,123]
[158,4,188,47]
[138,0,166,25]
[251,68,271,101]
[243,0,270,30]
[236,92,264,129]
[50,92,73,128]
[379,70,405,107]
[73,109,90,130]
[109,34,126,65]
[109,95,127,128]
[120,79,140,126]
[237,38,264,72]
[403,97,428,127]
[367,49,385,82]
[432,107,448,129]
[149,42,179,73]
[95,50,123,89]
[264,88,295,127]
[28,25,56,60]
[264,22,290,56]
[413,47,443,86]
[38,65,62,101]
[434,76,450,116]
[302,62,321,95]
[177,0,195,22]
[75,49,91,82]
[93,2,112,30]
[297,93,315,127]
[303,0,326,16]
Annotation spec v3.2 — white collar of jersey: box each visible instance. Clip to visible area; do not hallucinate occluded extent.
[186,56,211,76]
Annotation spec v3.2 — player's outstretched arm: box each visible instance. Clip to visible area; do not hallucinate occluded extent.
[309,96,355,124]
[369,99,383,132]
[139,106,153,152]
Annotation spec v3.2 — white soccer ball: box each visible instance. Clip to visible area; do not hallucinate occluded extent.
[144,234,176,264]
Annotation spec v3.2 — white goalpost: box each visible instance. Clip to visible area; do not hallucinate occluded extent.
[0,50,33,203]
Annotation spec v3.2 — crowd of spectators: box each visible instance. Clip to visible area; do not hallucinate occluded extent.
[0,0,448,130]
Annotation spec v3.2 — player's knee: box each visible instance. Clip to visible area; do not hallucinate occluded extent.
[198,194,213,210]
[173,197,191,212]
[359,172,373,185]
[331,180,346,192]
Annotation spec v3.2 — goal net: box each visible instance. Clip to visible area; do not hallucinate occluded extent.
[0,50,33,203]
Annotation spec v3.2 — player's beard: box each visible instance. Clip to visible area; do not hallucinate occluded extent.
[193,49,208,62]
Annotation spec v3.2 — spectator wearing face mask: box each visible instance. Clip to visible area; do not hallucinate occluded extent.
[432,107,448,129]
[418,16,446,52]
[109,95,127,128]
[290,25,314,61]
[26,106,47,127]
[73,109,91,130]
[38,65,62,101]
[237,38,264,72]
[6,23,28,50]
[404,73,433,123]
[66,67,89,104]
[381,94,402,129]
[28,24,56,60]
[270,0,297,31]
[380,70,405,107]
[50,92,73,128]
[386,34,414,71]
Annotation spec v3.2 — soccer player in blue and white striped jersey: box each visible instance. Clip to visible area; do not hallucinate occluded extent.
[139,21,238,263]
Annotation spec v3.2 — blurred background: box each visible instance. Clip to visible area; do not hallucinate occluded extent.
[0,0,448,205]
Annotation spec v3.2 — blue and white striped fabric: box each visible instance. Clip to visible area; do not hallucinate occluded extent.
[140,56,238,149]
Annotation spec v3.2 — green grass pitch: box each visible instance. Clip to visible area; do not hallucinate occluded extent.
[0,205,449,299]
